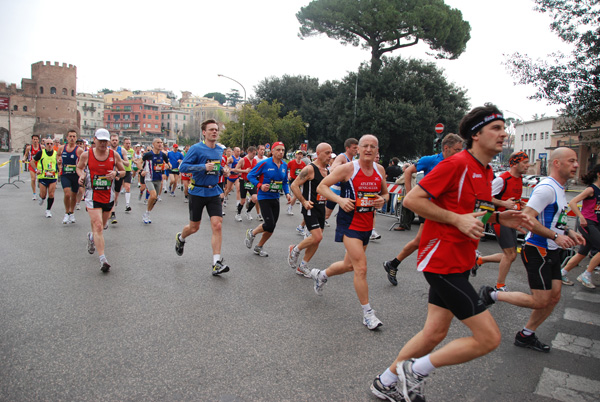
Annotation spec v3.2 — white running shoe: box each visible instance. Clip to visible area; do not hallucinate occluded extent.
[363,309,383,330]
[32,194,37,201]
[578,272,596,288]
[38,197,44,206]
[75,203,81,210]
[235,214,242,222]
[310,269,327,296]
[69,214,76,224]
[245,211,253,221]
[63,214,70,224]
[158,197,162,202]
[245,229,255,248]
[45,210,52,218]
[370,230,381,240]
[296,225,305,236]
[257,214,263,221]
[143,211,151,224]
[324,220,330,227]
[288,245,300,268]
[253,246,268,257]
[296,264,311,278]
[287,205,294,215]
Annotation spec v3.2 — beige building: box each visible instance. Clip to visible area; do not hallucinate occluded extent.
[161,108,189,141]
[77,93,104,138]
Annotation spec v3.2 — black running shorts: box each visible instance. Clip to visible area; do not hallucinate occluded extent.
[424,271,487,320]
[188,194,222,222]
[521,244,561,290]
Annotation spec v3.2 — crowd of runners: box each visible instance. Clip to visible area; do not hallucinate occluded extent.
[21,105,598,401]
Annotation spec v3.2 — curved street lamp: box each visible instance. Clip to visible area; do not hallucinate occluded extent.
[217,74,246,150]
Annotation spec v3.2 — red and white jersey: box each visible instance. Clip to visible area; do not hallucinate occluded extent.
[416,150,494,274]
[85,149,116,204]
[240,156,257,181]
[492,171,523,211]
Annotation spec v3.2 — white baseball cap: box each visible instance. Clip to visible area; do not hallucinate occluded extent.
[95,128,110,141]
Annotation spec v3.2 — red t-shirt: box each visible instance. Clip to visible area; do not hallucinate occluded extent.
[88,149,116,204]
[493,171,523,211]
[240,156,257,181]
[287,159,306,180]
[416,150,494,274]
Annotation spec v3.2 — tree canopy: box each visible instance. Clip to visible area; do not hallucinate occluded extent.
[203,92,226,105]
[297,0,471,72]
[219,100,306,150]
[254,57,469,160]
[505,0,599,131]
[226,89,243,106]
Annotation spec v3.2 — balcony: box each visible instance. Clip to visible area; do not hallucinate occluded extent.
[82,105,96,112]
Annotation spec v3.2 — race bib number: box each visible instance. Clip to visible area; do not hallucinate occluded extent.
[154,163,163,172]
[63,164,76,174]
[92,175,112,191]
[206,159,220,175]
[556,207,568,230]
[45,171,56,178]
[244,181,255,190]
[474,199,495,224]
[269,180,283,192]
[316,193,327,203]
[295,168,302,176]
[356,192,377,213]
[171,168,179,173]
[594,201,600,213]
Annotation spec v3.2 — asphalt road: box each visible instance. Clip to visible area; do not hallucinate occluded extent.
[1,152,599,401]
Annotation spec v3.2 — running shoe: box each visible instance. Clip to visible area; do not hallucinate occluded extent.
[38,197,44,206]
[383,260,398,286]
[63,214,70,224]
[170,192,175,197]
[253,246,268,257]
[478,285,495,307]
[324,220,330,227]
[370,230,381,240]
[494,285,508,292]
[471,250,481,277]
[45,210,52,218]
[212,258,230,276]
[577,272,596,288]
[163,188,168,194]
[296,225,305,236]
[235,214,242,222]
[370,375,402,402]
[111,213,117,224]
[125,205,131,212]
[143,199,148,205]
[245,229,255,248]
[561,273,574,286]
[310,269,327,296]
[296,264,311,278]
[142,211,151,224]
[288,245,300,268]
[396,359,427,402]
[257,214,263,221]
[100,260,111,273]
[158,197,162,202]
[223,199,227,207]
[245,211,253,221]
[69,214,76,224]
[175,232,185,256]
[138,191,143,201]
[75,203,81,210]
[32,194,37,201]
[363,309,383,330]
[287,205,294,215]
[87,232,95,254]
[514,331,550,353]
[184,197,189,203]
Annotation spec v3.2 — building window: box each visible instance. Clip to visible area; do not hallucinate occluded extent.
[62,88,67,95]
[39,86,44,94]
[533,133,536,140]
[50,87,56,94]
[114,123,120,129]
[546,132,549,139]
[521,135,524,142]
[13,105,17,111]
[532,150,536,160]
[135,115,139,121]
[23,106,28,112]
[155,124,158,129]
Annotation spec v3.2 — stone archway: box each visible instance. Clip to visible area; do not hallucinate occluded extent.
[0,127,9,151]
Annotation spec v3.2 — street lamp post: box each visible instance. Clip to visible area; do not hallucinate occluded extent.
[218,74,246,150]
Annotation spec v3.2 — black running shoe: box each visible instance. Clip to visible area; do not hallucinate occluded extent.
[383,260,398,286]
[514,331,550,353]
[175,232,185,256]
[212,259,230,276]
[100,261,111,273]
[125,205,132,212]
[370,375,403,401]
[478,285,495,307]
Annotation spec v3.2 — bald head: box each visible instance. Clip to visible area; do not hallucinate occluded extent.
[316,142,331,153]
[549,147,579,183]
[359,134,379,147]
[549,147,575,165]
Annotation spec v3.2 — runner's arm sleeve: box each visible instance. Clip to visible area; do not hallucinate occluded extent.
[491,176,504,197]
[179,147,207,173]
[525,184,555,215]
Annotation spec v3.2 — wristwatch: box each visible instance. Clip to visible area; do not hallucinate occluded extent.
[553,233,558,240]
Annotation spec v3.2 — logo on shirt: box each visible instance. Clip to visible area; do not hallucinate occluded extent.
[472,173,482,179]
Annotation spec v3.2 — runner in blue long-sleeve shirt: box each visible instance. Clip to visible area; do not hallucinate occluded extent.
[245,141,291,257]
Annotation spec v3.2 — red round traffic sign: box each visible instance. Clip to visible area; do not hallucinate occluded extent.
[435,123,444,134]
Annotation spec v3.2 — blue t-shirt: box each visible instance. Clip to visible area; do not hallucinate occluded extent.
[247,158,289,200]
[179,142,224,197]
[416,152,444,175]
[168,151,184,171]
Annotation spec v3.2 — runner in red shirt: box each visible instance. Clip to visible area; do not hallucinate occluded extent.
[233,146,258,221]
[286,150,306,215]
[371,105,534,402]
[76,129,126,273]
[311,134,389,330]
[24,134,42,200]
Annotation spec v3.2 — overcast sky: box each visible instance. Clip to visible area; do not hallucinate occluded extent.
[1,0,572,123]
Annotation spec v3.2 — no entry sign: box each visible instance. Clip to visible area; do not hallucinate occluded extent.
[435,123,444,134]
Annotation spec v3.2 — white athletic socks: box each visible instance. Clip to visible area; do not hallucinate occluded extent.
[380,368,398,387]
[361,303,372,315]
[213,254,221,264]
[412,355,435,377]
